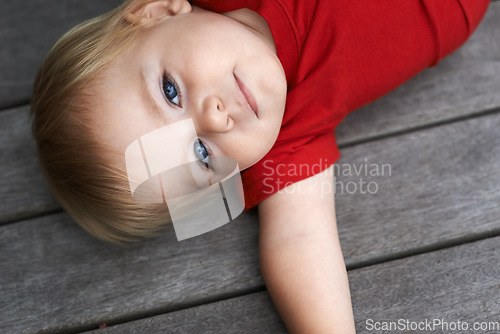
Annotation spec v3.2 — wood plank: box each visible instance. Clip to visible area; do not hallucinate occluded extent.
[0,211,263,334]
[336,2,500,146]
[0,0,120,109]
[86,292,287,334]
[336,111,500,268]
[0,106,58,224]
[83,235,500,333]
[350,236,500,333]
[0,110,499,333]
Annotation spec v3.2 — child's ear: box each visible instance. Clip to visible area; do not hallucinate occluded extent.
[124,0,192,25]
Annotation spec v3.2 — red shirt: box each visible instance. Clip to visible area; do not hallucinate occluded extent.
[193,0,490,209]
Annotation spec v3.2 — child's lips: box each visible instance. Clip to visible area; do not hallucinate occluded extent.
[234,72,259,118]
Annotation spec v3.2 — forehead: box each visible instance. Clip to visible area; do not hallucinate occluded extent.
[90,70,156,150]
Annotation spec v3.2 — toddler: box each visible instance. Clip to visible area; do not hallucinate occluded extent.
[31,0,490,332]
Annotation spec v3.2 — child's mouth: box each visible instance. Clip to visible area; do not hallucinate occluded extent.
[234,72,259,118]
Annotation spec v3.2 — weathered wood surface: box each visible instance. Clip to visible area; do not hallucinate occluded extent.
[0,0,119,109]
[1,110,498,333]
[336,2,500,146]
[86,292,288,334]
[84,235,500,334]
[0,106,58,224]
[350,236,500,333]
[336,110,500,268]
[0,211,263,334]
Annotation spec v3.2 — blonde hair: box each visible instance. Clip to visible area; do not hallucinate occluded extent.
[31,0,172,243]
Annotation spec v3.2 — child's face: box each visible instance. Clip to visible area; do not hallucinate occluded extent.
[92,5,287,173]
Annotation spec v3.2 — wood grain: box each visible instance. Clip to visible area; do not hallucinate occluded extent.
[350,235,500,333]
[0,0,120,109]
[83,235,500,333]
[0,211,262,334]
[0,106,58,224]
[86,292,287,334]
[336,111,500,268]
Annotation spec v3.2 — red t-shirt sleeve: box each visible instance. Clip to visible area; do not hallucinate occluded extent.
[241,119,340,210]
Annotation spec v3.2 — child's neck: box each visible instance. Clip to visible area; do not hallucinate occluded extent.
[222,8,277,55]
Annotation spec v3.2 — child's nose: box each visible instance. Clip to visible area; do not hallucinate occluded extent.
[195,95,232,134]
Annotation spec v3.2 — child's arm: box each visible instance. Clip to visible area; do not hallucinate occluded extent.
[258,165,355,333]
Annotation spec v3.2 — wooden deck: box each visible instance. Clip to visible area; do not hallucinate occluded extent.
[1,1,499,333]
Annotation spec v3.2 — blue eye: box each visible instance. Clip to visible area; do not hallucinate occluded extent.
[194,139,212,170]
[162,73,181,107]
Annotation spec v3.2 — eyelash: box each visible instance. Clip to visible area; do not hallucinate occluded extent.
[161,71,182,107]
